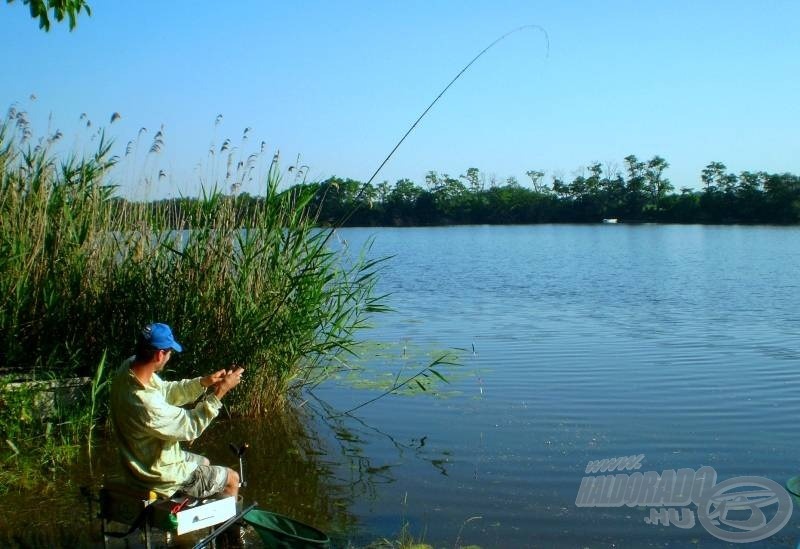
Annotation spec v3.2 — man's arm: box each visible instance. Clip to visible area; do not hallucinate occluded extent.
[212,367,244,399]
[161,377,205,406]
[160,368,231,406]
[145,368,243,441]
[140,391,222,442]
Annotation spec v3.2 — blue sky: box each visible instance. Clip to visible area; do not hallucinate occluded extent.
[2,1,799,198]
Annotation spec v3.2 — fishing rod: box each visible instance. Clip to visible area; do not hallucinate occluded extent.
[337,24,549,226]
[238,25,551,403]
[262,24,549,324]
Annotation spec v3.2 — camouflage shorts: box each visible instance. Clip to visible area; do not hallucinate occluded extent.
[178,451,228,498]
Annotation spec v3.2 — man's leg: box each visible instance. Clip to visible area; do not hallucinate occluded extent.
[179,465,235,499]
[222,467,240,498]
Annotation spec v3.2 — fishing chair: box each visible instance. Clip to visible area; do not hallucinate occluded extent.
[97,481,247,548]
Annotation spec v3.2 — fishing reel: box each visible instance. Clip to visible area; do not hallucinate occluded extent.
[229,442,249,487]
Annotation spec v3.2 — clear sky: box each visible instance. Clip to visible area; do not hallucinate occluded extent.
[2,1,799,198]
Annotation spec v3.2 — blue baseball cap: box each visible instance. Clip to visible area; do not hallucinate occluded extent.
[139,323,183,352]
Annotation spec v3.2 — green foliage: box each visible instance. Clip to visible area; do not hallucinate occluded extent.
[85,350,108,455]
[0,374,87,491]
[6,0,91,31]
[294,158,800,226]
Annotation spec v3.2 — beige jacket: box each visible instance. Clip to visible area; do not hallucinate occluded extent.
[109,358,222,496]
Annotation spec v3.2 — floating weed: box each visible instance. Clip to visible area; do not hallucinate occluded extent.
[332,341,466,401]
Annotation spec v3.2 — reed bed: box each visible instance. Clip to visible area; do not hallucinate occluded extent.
[0,111,387,479]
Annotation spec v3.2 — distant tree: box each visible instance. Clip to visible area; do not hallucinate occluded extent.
[460,167,483,193]
[623,155,648,218]
[700,161,736,193]
[361,183,377,208]
[438,174,468,200]
[390,179,421,204]
[585,163,603,196]
[7,0,91,31]
[735,171,766,222]
[376,180,391,204]
[763,173,800,223]
[385,178,422,224]
[644,156,672,213]
[699,162,738,221]
[414,191,437,223]
[424,170,441,192]
[664,189,701,223]
[526,170,546,193]
[737,171,765,194]
[280,156,800,226]
[429,174,465,221]
[552,176,570,199]
[568,174,587,199]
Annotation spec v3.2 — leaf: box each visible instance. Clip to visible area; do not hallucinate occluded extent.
[429,368,449,384]
[6,439,19,455]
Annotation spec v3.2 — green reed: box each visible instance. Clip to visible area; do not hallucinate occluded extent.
[0,111,387,477]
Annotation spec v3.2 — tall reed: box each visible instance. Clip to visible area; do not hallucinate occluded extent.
[0,110,387,477]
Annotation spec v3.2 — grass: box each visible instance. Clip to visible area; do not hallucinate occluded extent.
[359,516,484,549]
[0,375,86,493]
[0,108,388,486]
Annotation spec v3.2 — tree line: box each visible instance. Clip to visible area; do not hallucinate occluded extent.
[138,155,800,226]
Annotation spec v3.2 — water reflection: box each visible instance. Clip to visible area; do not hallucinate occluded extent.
[0,392,449,547]
[307,393,453,484]
[200,400,358,541]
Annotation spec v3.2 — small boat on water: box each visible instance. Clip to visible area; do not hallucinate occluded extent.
[602,218,619,224]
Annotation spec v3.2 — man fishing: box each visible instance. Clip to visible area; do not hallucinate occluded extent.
[109,322,245,499]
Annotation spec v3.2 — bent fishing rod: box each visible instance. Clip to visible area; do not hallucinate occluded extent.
[259,24,550,347]
[340,24,549,225]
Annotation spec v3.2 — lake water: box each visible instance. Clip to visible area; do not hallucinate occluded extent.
[309,224,800,547]
[4,224,800,548]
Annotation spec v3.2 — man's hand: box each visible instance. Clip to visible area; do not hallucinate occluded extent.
[213,366,244,400]
[200,369,227,388]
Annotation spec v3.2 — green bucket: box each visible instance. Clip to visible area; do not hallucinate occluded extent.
[243,508,330,549]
